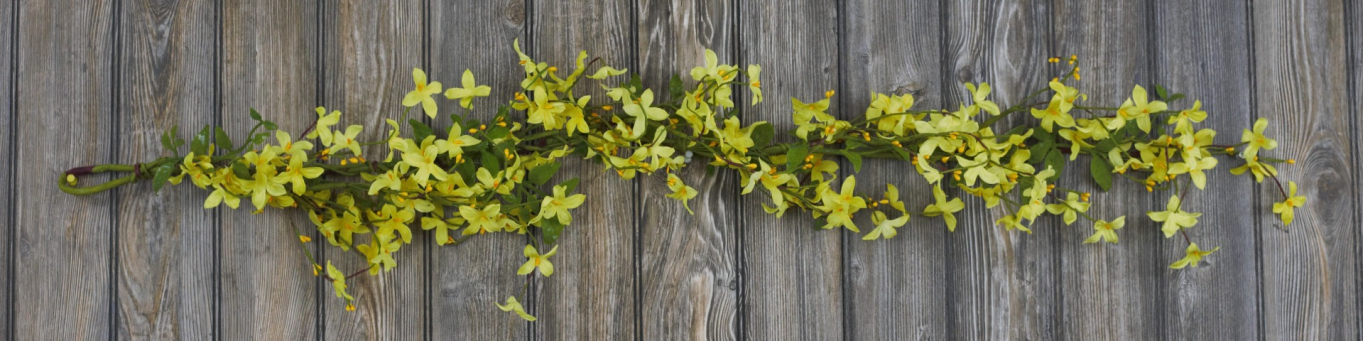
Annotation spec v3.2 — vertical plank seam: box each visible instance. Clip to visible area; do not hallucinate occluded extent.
[523,2,536,340]
[110,0,124,337]
[1045,1,1062,338]
[314,0,326,339]
[834,0,851,338]
[1344,0,1363,339]
[1244,0,1265,339]
[937,0,956,338]
[212,0,224,339]
[1142,2,1170,339]
[632,2,643,339]
[5,0,17,338]
[730,0,745,339]
[422,0,433,340]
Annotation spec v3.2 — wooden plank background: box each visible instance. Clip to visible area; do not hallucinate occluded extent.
[4,0,1361,339]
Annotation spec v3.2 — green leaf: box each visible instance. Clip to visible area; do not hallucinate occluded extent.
[481,152,502,175]
[750,123,774,150]
[844,151,863,173]
[1090,156,1113,191]
[1028,140,1054,164]
[409,119,433,141]
[891,147,913,162]
[160,131,175,154]
[232,162,251,179]
[190,125,212,155]
[669,74,685,102]
[486,126,510,140]
[1095,138,1119,154]
[214,126,234,152]
[1033,128,1055,142]
[249,108,262,121]
[529,163,561,186]
[1154,84,1169,99]
[151,163,176,193]
[785,144,809,172]
[560,178,581,194]
[1044,149,1065,180]
[628,73,644,95]
[261,120,278,131]
[540,217,566,245]
[1167,93,1185,103]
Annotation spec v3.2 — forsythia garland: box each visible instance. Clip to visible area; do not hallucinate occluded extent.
[60,41,1300,320]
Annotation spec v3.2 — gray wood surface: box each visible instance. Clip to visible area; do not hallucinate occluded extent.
[636,1,740,340]
[0,0,13,337]
[840,0,949,339]
[7,0,1363,339]
[1053,1,1162,339]
[1152,0,1259,339]
[429,0,532,339]
[528,0,638,339]
[115,0,216,338]
[319,1,427,339]
[942,0,1057,339]
[15,0,116,339]
[737,0,844,339]
[219,0,319,339]
[1253,0,1359,339]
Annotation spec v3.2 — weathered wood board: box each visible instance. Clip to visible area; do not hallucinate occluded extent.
[115,0,217,338]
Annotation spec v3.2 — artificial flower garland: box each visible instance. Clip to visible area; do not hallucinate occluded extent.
[59,41,1300,320]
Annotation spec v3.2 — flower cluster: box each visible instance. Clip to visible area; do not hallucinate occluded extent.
[59,44,1300,321]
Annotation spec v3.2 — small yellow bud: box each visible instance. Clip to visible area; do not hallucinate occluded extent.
[746,163,758,169]
[547,66,558,72]
[1287,159,1296,164]
[825,90,835,98]
[469,128,478,134]
[1146,185,1154,192]
[346,304,355,312]
[602,105,614,111]
[941,156,950,163]
[1225,147,1235,153]
[498,122,507,127]
[66,174,76,185]
[515,92,526,101]
[313,264,321,276]
[299,235,311,243]
[879,199,890,204]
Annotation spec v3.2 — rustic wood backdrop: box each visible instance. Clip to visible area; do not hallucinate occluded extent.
[2,0,1361,339]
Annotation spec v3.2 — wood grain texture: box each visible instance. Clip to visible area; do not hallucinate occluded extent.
[529,0,637,339]
[637,1,739,339]
[941,0,1056,339]
[1151,0,1259,339]
[1352,1,1363,339]
[428,0,531,339]
[219,0,319,339]
[1252,0,1359,339]
[0,0,14,337]
[14,0,115,339]
[839,0,949,339]
[737,0,842,339]
[115,0,216,338]
[1052,0,1163,339]
[319,1,426,339]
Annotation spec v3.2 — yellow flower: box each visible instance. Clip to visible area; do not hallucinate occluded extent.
[1045,192,1090,225]
[1240,118,1278,159]
[308,107,341,145]
[203,185,241,209]
[665,173,699,214]
[1168,100,1206,134]
[747,65,763,105]
[496,296,536,321]
[862,211,909,240]
[325,261,353,301]
[816,175,867,232]
[923,186,965,231]
[1170,242,1219,269]
[1147,195,1200,238]
[276,156,325,195]
[330,125,363,157]
[743,160,797,208]
[1272,181,1305,225]
[401,145,449,186]
[517,245,558,276]
[965,82,1000,116]
[402,68,443,118]
[1083,216,1125,244]
[367,170,403,195]
[1169,157,1218,189]
[444,69,491,109]
[1229,157,1278,183]
[435,123,482,157]
[525,88,566,129]
[1030,99,1075,132]
[271,130,313,159]
[460,203,505,235]
[537,185,586,225]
